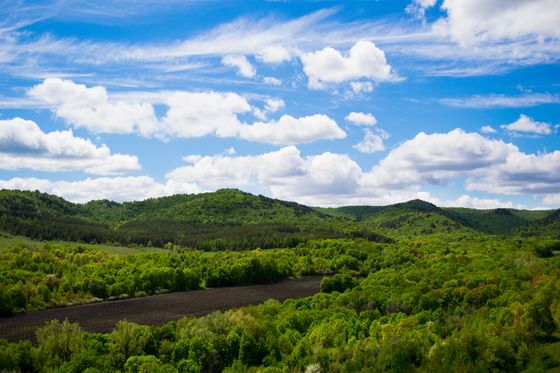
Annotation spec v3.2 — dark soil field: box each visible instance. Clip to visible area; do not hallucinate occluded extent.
[0,276,321,342]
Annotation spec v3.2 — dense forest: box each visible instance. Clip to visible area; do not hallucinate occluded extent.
[0,189,559,372]
[0,189,388,250]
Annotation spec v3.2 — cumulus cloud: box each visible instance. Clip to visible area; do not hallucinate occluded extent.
[0,117,140,174]
[0,176,200,203]
[435,0,560,45]
[480,125,497,134]
[345,112,378,126]
[252,98,285,120]
[367,129,515,188]
[238,114,346,145]
[3,127,555,207]
[27,78,344,145]
[300,41,394,89]
[221,54,256,78]
[500,114,552,135]
[256,45,292,64]
[166,130,556,206]
[167,146,362,204]
[353,128,389,153]
[466,150,560,195]
[432,194,527,209]
[28,78,160,137]
[161,91,251,138]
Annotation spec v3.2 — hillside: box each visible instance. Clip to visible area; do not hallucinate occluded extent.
[517,209,560,239]
[443,207,551,234]
[320,200,558,236]
[318,200,473,237]
[0,189,387,249]
[1,189,558,247]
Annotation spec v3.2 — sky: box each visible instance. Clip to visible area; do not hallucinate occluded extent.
[0,0,559,208]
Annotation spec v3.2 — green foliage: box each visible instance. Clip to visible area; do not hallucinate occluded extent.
[0,238,393,313]
[36,319,84,370]
[0,189,388,249]
[0,189,559,372]
[320,273,358,293]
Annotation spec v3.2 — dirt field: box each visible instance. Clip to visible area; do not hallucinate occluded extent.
[0,276,321,342]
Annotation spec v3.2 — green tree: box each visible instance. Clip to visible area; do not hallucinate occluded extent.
[36,319,84,369]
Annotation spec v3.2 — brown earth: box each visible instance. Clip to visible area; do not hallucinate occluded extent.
[0,276,321,342]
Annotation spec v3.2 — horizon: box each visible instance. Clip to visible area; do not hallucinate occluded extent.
[2,187,557,211]
[0,0,558,209]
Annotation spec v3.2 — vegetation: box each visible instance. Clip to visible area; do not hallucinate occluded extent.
[0,189,388,250]
[0,189,559,371]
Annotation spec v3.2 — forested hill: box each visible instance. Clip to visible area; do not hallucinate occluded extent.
[1,189,558,248]
[0,189,388,249]
[317,199,558,235]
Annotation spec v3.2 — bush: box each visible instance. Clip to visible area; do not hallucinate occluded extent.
[320,273,358,293]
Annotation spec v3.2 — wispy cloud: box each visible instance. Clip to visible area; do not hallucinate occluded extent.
[439,93,560,109]
[0,3,559,85]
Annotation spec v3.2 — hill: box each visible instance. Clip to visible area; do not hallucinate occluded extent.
[516,209,560,239]
[318,199,474,237]
[443,207,551,234]
[0,189,387,250]
[1,189,558,247]
[320,200,558,236]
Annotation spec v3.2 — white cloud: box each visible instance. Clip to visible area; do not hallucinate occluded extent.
[435,0,560,45]
[252,98,285,120]
[264,98,285,113]
[262,76,282,86]
[28,78,160,137]
[161,91,251,138]
[480,125,497,134]
[238,114,346,145]
[345,112,377,126]
[1,128,557,207]
[221,54,256,78]
[3,6,559,83]
[166,146,363,205]
[350,81,373,94]
[256,45,292,64]
[439,93,560,108]
[405,0,437,21]
[449,194,520,209]
[27,78,342,145]
[367,129,516,188]
[0,176,200,203]
[543,194,560,206]
[500,114,552,135]
[353,128,389,153]
[0,117,140,174]
[300,40,394,89]
[466,150,560,195]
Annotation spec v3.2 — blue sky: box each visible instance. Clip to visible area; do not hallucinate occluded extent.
[0,0,559,208]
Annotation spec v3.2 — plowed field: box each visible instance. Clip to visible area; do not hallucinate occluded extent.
[0,276,321,342]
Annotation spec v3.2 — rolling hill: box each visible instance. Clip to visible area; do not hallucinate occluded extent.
[1,189,558,248]
[318,199,558,236]
[0,189,388,249]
